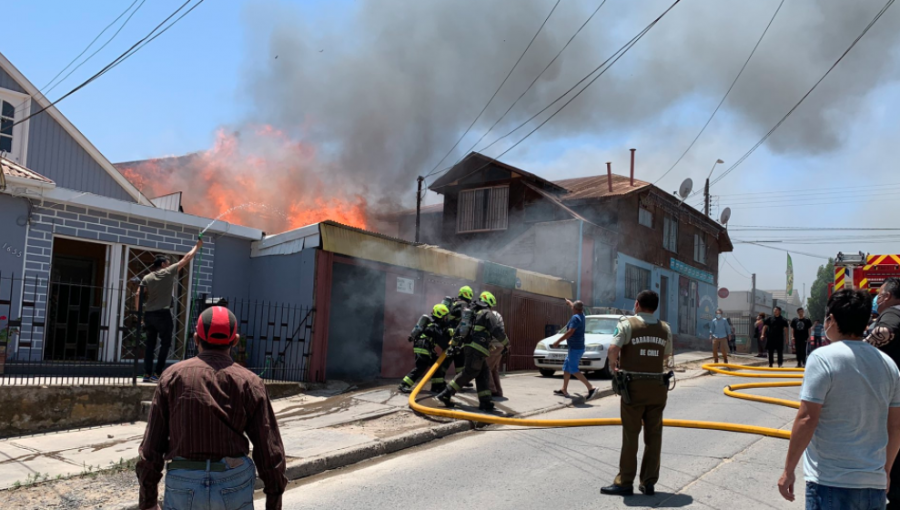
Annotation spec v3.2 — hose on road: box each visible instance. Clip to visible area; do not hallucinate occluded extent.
[407,354,802,440]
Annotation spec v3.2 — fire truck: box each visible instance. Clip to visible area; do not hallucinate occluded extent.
[830,252,900,296]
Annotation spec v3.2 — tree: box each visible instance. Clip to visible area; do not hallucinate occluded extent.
[806,258,835,322]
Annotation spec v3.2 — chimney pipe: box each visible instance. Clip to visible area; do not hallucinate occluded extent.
[606,162,613,193]
[630,148,635,186]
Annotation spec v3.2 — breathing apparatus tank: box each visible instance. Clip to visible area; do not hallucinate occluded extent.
[455,308,475,340]
[409,315,432,342]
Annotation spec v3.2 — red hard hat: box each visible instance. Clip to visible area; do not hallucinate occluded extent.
[196,306,237,344]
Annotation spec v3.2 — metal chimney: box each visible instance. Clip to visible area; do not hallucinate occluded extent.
[630,148,636,186]
[606,162,613,193]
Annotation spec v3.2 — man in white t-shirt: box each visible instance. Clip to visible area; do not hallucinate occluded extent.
[778,289,900,509]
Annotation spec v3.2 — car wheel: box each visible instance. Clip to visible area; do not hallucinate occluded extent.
[597,359,611,379]
[539,369,556,377]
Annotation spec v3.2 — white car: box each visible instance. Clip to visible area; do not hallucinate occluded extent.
[533,314,624,378]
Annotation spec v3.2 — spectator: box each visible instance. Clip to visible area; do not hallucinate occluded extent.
[726,317,737,354]
[791,308,813,368]
[137,306,287,510]
[709,309,731,364]
[551,299,600,400]
[778,289,900,509]
[810,319,824,353]
[865,277,900,509]
[754,313,767,358]
[762,307,789,368]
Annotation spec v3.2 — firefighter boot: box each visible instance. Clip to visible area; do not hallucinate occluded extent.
[430,382,446,393]
[478,397,495,412]
[398,384,412,394]
[436,387,456,408]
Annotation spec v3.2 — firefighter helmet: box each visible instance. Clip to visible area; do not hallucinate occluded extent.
[459,286,474,300]
[432,303,450,319]
[479,291,497,308]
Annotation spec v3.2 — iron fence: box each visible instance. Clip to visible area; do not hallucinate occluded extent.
[0,274,314,386]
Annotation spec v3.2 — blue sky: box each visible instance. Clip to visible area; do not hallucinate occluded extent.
[4,0,900,306]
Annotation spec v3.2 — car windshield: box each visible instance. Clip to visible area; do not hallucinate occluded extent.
[585,318,618,335]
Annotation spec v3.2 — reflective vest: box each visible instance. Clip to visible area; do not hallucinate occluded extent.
[619,316,669,374]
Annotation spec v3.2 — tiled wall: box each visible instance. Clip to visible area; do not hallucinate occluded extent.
[16,201,215,360]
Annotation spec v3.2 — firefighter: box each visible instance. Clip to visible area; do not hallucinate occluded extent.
[398,303,451,394]
[439,286,474,379]
[601,289,673,497]
[436,291,509,411]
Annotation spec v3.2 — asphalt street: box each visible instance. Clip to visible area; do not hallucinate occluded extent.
[267,373,804,509]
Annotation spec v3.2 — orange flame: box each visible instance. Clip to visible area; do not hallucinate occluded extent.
[115,127,368,233]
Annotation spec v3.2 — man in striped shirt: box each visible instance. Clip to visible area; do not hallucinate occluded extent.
[136,306,287,510]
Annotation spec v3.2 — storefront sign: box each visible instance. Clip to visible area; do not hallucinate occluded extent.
[396,276,415,294]
[670,258,714,285]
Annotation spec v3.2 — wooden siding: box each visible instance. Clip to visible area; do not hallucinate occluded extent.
[26,102,136,202]
[0,67,24,93]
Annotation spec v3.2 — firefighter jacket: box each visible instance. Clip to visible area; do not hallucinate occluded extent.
[411,315,449,357]
[466,303,509,357]
[444,297,471,337]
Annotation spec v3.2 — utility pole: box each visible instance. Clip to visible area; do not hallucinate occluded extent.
[415,176,424,243]
[750,272,757,353]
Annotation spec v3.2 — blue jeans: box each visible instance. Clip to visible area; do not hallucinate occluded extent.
[806,481,886,510]
[164,456,256,510]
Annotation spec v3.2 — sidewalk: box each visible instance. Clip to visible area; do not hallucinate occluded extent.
[0,350,786,509]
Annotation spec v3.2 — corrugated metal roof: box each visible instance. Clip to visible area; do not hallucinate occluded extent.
[555,174,650,201]
[150,191,182,211]
[1,157,55,184]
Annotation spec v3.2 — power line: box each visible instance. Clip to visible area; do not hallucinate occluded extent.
[730,225,900,231]
[705,0,896,192]
[425,0,682,185]
[653,0,784,185]
[722,254,752,279]
[734,241,830,259]
[453,0,609,168]
[42,0,148,98]
[12,0,205,129]
[730,197,896,210]
[723,189,900,206]
[729,251,754,275]
[715,181,900,197]
[424,0,561,179]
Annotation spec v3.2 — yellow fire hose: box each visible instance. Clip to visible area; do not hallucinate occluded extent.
[408,354,804,440]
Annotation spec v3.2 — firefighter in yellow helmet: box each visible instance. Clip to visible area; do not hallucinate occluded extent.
[398,303,451,394]
[438,286,475,381]
[436,291,509,411]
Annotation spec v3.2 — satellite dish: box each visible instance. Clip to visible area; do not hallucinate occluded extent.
[720,207,732,225]
[678,178,693,205]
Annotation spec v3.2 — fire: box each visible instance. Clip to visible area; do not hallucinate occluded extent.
[115,127,369,233]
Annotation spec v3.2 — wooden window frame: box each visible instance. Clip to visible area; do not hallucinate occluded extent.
[456,185,510,234]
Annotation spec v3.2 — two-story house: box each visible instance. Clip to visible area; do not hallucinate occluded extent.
[419,152,733,343]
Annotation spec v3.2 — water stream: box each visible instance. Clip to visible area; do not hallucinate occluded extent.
[199,202,291,236]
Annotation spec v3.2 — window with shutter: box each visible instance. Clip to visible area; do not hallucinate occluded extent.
[0,89,30,164]
[625,264,651,299]
[638,207,653,228]
[694,234,707,264]
[457,186,509,233]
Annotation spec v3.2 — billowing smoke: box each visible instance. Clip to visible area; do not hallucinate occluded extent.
[243,0,900,192]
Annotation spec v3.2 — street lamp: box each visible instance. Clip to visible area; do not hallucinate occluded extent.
[704,159,724,216]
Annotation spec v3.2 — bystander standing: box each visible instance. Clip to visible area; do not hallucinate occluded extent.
[709,309,731,364]
[810,320,824,353]
[754,313,767,358]
[778,289,900,509]
[762,307,789,368]
[726,317,737,354]
[791,308,813,368]
[136,306,287,510]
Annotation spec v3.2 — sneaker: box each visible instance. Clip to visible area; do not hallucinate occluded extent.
[586,387,600,401]
[150,374,159,383]
[142,374,152,383]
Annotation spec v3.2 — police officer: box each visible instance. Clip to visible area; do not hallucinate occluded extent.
[601,289,673,497]
[439,286,474,378]
[398,304,451,394]
[436,291,508,411]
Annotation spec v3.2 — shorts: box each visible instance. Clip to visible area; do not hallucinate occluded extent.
[563,349,585,373]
